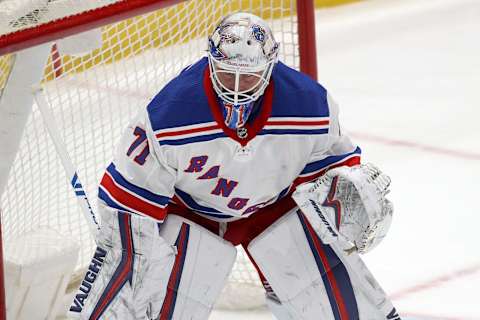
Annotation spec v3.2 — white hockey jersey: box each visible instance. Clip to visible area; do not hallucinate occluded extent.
[98,57,361,222]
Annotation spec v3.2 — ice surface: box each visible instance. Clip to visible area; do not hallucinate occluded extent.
[212,0,480,318]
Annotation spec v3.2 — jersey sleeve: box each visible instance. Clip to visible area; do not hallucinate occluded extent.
[296,92,361,185]
[97,108,176,222]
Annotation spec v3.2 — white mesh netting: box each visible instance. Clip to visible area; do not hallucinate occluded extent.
[0,0,301,310]
[0,0,117,35]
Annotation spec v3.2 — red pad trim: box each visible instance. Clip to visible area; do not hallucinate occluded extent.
[159,223,189,320]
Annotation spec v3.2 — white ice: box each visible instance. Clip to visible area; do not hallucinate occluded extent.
[212,0,480,319]
[15,0,476,318]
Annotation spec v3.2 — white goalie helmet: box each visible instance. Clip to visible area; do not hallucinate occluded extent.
[208,12,279,105]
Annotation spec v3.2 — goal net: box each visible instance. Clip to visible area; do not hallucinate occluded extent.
[0,0,315,315]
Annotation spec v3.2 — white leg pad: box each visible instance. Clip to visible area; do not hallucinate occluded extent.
[248,208,335,319]
[70,210,236,320]
[148,214,237,320]
[70,209,176,319]
[248,208,398,320]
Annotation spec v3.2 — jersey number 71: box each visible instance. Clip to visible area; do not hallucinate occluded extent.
[126,126,150,165]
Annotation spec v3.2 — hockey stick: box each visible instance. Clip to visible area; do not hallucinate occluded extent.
[33,86,100,236]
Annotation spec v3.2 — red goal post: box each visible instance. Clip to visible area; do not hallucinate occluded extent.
[0,0,317,317]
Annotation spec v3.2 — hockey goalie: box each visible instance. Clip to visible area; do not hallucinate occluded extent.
[69,12,401,320]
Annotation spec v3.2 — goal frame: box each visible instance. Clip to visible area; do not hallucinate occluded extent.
[0,0,317,318]
[0,0,317,79]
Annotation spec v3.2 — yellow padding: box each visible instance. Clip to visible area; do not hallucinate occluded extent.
[316,0,360,7]
[42,0,361,82]
[0,54,13,90]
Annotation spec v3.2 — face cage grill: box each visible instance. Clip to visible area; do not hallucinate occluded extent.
[208,53,276,106]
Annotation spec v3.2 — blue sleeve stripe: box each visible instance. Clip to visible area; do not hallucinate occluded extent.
[107,163,170,206]
[158,129,329,146]
[159,132,226,146]
[98,187,133,213]
[301,147,361,175]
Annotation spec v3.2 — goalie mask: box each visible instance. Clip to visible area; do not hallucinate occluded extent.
[208,12,279,106]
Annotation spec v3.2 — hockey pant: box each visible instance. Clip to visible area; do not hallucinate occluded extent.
[69,209,236,320]
[248,207,400,320]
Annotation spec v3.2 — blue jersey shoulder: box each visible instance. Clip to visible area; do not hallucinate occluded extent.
[147,59,330,133]
[271,62,329,118]
[147,58,212,131]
